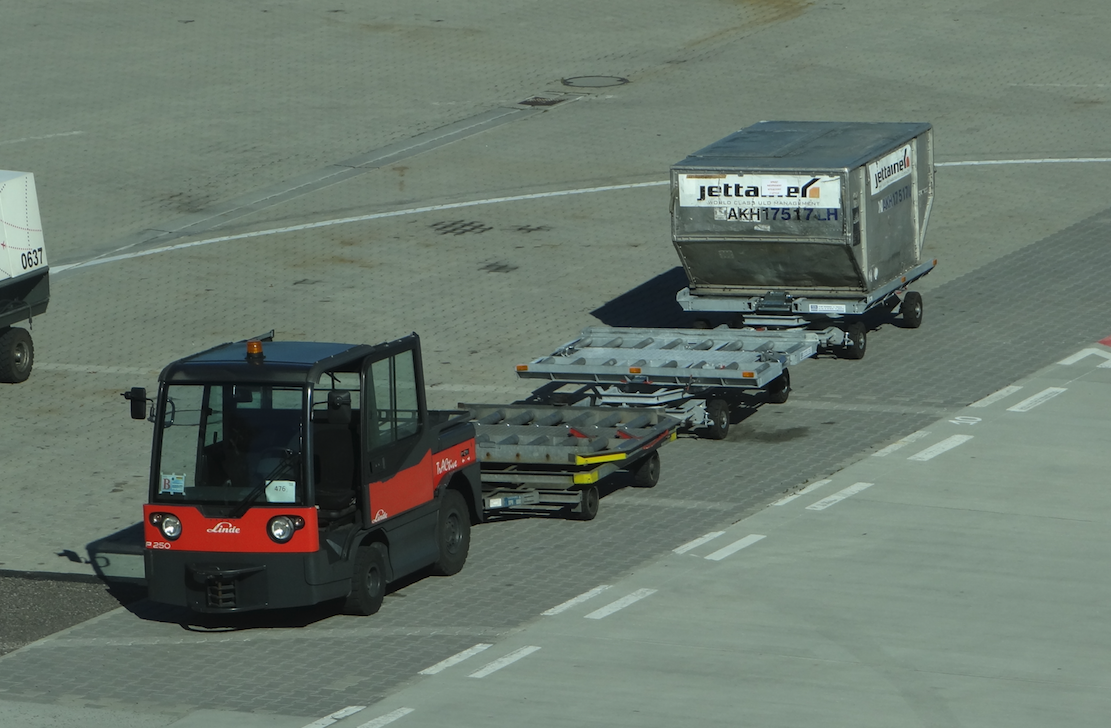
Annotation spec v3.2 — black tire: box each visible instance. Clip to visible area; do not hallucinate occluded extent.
[842,323,867,360]
[901,291,923,328]
[431,489,470,576]
[0,327,34,383]
[706,399,730,440]
[631,451,661,488]
[572,485,600,521]
[345,542,388,616]
[765,370,791,404]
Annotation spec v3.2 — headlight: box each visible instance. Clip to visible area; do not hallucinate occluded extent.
[268,515,296,543]
[159,514,182,541]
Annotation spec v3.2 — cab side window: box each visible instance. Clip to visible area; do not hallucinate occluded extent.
[368,349,421,452]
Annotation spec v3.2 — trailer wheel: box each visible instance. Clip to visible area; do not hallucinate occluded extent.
[0,327,34,383]
[631,451,661,488]
[706,399,730,440]
[842,324,867,360]
[345,542,388,616]
[431,489,470,576]
[572,485,600,521]
[901,291,923,328]
[765,370,791,404]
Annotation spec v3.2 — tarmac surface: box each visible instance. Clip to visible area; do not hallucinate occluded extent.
[1,0,1110,725]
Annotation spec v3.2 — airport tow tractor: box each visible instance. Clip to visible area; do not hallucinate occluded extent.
[124,333,677,615]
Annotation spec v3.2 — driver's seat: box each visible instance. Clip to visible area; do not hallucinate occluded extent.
[313,390,357,521]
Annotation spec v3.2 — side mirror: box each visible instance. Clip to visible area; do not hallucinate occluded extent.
[123,387,148,420]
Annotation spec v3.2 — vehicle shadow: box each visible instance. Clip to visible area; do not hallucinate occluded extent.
[589,267,693,328]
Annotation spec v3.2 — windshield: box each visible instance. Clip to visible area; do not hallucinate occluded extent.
[153,383,306,508]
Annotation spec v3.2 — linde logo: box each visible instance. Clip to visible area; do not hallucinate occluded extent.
[695,177,821,202]
[206,521,241,534]
[436,456,460,476]
[869,145,913,194]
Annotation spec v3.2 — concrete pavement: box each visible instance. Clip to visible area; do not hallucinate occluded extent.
[2,0,1111,725]
[5,340,1108,727]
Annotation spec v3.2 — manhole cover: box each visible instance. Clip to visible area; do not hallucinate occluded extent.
[561,75,629,88]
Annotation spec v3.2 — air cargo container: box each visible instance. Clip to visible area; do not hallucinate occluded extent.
[670,121,935,350]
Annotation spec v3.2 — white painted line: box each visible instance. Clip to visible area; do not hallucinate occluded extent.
[418,643,492,675]
[969,386,1023,408]
[302,706,367,728]
[908,435,974,462]
[52,180,670,274]
[36,363,161,376]
[872,431,930,457]
[51,155,1111,276]
[1006,387,1067,412]
[427,383,526,393]
[356,708,415,728]
[0,130,84,146]
[584,588,658,619]
[704,534,766,561]
[468,646,541,678]
[937,157,1111,167]
[542,585,612,615]
[1057,348,1111,366]
[805,483,874,511]
[673,531,725,553]
[772,480,831,506]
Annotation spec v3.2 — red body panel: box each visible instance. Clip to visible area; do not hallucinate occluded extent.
[366,437,475,525]
[143,504,319,553]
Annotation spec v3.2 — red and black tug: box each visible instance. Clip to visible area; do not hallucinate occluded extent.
[126,332,481,615]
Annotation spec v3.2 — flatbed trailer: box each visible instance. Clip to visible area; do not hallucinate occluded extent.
[465,403,679,520]
[515,325,838,439]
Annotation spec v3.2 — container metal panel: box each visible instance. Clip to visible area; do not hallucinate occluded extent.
[0,170,47,283]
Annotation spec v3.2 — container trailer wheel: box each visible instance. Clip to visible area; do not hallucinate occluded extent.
[765,370,791,404]
[842,323,867,360]
[631,451,661,488]
[901,291,923,328]
[431,489,471,576]
[572,485,600,521]
[345,542,388,616]
[0,327,33,383]
[706,399,730,440]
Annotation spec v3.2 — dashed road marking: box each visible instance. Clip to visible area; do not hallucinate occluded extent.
[1058,348,1111,367]
[673,531,725,553]
[1006,387,1067,412]
[419,643,492,675]
[969,385,1023,408]
[584,588,658,619]
[542,585,612,615]
[908,435,974,461]
[356,708,415,728]
[805,483,874,511]
[705,534,766,561]
[302,706,366,728]
[468,646,541,678]
[772,480,831,505]
[872,432,930,457]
